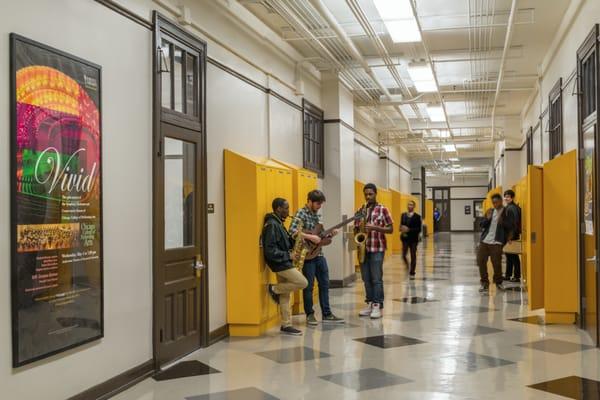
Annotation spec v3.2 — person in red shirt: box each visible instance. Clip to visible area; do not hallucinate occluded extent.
[354,183,394,319]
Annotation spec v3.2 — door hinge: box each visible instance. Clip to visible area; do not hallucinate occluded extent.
[579,149,585,159]
[157,139,162,158]
[159,329,163,343]
[581,222,587,234]
[582,297,587,309]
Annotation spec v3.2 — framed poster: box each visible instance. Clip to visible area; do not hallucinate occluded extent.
[10,34,103,367]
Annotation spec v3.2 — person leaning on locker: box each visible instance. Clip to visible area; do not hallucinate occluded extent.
[477,193,515,293]
[261,198,308,336]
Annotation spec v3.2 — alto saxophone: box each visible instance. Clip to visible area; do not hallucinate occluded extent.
[354,204,368,264]
[291,218,308,270]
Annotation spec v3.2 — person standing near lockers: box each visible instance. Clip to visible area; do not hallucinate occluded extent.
[355,183,394,319]
[400,200,422,280]
[503,190,522,282]
[262,198,308,336]
[477,193,514,293]
[289,190,345,326]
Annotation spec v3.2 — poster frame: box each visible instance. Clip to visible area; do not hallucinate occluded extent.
[10,33,104,368]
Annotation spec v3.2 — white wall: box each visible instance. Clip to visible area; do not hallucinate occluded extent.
[1,1,152,399]
[451,199,476,231]
[521,0,600,162]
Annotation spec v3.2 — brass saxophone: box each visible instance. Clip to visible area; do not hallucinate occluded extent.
[291,218,308,270]
[354,204,368,264]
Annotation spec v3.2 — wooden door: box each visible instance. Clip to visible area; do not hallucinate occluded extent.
[153,12,208,367]
[578,25,599,345]
[433,188,451,232]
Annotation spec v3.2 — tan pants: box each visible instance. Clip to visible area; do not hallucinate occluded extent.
[273,268,308,327]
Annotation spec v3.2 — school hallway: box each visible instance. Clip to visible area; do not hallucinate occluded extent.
[112,233,599,400]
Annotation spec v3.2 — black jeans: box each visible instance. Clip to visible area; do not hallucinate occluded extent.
[505,253,521,279]
[402,240,418,275]
[302,256,331,316]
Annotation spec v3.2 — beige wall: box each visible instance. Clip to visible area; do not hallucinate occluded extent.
[0,1,153,399]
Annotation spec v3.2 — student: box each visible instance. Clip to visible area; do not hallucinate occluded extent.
[289,190,345,326]
[262,198,308,336]
[503,190,522,282]
[477,193,514,293]
[400,200,422,279]
[355,183,394,319]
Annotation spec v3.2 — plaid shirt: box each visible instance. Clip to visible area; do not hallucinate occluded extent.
[289,206,322,254]
[355,203,393,253]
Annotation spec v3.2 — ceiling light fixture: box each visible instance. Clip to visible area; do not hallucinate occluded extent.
[426,105,446,122]
[449,157,459,161]
[373,0,422,43]
[408,62,437,93]
[443,144,456,152]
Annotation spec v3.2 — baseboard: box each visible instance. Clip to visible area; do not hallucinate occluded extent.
[68,359,154,400]
[330,273,357,288]
[208,324,229,345]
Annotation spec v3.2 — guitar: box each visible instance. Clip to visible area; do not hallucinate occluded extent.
[303,210,365,260]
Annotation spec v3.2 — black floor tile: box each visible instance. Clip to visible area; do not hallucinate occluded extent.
[508,315,547,325]
[256,346,331,363]
[353,334,426,349]
[320,368,412,392]
[518,339,595,355]
[186,387,279,400]
[528,376,600,400]
[153,360,220,381]
[393,297,439,304]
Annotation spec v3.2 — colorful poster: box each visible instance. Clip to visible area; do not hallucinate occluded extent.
[10,34,103,367]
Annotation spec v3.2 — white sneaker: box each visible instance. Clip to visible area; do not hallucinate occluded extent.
[359,302,372,316]
[370,303,382,319]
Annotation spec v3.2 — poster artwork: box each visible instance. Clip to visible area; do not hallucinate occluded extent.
[11,34,103,367]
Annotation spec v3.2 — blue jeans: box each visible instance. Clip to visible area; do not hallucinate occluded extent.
[361,251,384,306]
[302,256,332,316]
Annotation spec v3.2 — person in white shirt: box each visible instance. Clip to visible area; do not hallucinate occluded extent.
[477,193,514,293]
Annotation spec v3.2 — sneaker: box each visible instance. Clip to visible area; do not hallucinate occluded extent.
[510,277,521,283]
[496,283,506,291]
[359,302,372,317]
[267,284,279,304]
[306,313,318,326]
[479,284,489,293]
[323,313,345,324]
[370,303,382,319]
[409,274,416,280]
[280,326,302,336]
[503,276,511,281]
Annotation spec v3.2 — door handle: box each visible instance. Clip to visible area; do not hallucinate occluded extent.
[586,256,597,262]
[194,256,205,277]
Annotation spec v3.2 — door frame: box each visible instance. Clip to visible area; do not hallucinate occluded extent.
[432,186,451,232]
[152,12,209,367]
[577,24,599,344]
[473,199,484,232]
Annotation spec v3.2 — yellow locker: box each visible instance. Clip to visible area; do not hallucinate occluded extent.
[523,167,544,310]
[483,186,503,212]
[391,190,403,253]
[224,150,293,336]
[425,199,434,235]
[378,188,393,259]
[543,151,578,323]
[272,159,319,315]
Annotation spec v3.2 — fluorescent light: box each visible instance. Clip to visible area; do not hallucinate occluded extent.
[373,0,422,43]
[408,62,437,93]
[455,144,472,149]
[373,0,413,19]
[443,144,456,152]
[407,63,434,81]
[414,80,437,92]
[449,157,459,161]
[426,105,446,122]
[440,130,450,138]
[384,19,422,43]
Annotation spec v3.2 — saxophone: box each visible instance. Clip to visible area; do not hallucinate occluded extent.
[291,218,308,270]
[354,204,368,264]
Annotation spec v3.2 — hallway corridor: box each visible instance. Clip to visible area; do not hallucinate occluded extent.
[114,234,600,400]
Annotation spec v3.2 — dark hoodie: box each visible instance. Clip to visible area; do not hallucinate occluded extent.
[261,213,294,272]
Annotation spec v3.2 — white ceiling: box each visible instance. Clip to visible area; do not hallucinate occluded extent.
[242,0,571,175]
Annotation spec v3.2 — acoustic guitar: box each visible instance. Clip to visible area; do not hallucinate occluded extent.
[303,210,365,260]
